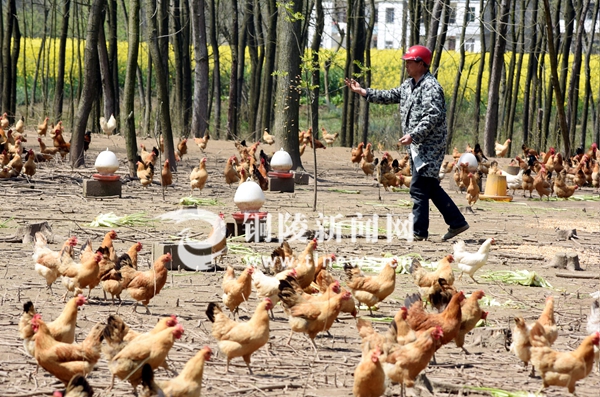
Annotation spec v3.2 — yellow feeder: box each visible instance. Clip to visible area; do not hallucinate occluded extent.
[480,174,513,202]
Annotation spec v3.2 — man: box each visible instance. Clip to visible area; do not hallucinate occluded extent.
[344,45,469,241]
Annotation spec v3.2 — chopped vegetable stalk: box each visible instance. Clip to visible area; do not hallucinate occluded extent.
[89,212,154,227]
[481,270,552,288]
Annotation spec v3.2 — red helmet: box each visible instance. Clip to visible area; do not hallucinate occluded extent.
[402,45,432,66]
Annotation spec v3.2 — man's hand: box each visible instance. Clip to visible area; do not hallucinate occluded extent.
[344,78,367,97]
[399,134,412,146]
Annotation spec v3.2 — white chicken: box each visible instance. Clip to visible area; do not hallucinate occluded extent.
[100,114,117,136]
[33,233,78,293]
[453,238,495,283]
[251,268,296,318]
[502,169,524,195]
[587,299,600,372]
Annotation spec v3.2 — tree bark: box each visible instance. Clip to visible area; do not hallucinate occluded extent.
[426,0,444,54]
[146,0,176,168]
[542,0,571,156]
[9,17,19,118]
[559,0,575,97]
[190,0,209,138]
[522,0,538,144]
[172,0,184,133]
[431,0,450,74]
[483,0,510,157]
[98,22,116,120]
[360,0,375,145]
[580,0,598,148]
[123,0,140,176]
[246,0,261,139]
[108,0,119,125]
[208,0,222,137]
[52,0,71,122]
[227,0,239,140]
[1,0,15,119]
[310,0,324,141]
[273,0,304,169]
[71,0,105,168]
[340,0,353,147]
[473,0,486,140]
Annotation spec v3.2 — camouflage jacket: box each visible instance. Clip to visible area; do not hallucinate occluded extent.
[366,72,447,179]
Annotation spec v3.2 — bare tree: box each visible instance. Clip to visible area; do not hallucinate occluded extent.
[580,0,599,148]
[190,0,209,137]
[52,0,71,122]
[123,0,140,176]
[1,0,16,120]
[227,0,239,140]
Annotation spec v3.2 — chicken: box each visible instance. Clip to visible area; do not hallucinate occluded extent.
[124,241,142,270]
[314,253,336,280]
[299,143,307,156]
[33,234,78,293]
[355,318,396,353]
[37,117,50,136]
[351,142,364,165]
[0,113,9,129]
[359,155,378,177]
[503,168,524,195]
[224,156,240,186]
[102,256,133,304]
[588,142,598,160]
[55,374,94,397]
[137,160,155,187]
[262,129,275,145]
[586,300,600,373]
[222,265,254,315]
[278,280,353,352]
[83,130,92,152]
[353,345,386,397]
[383,327,444,397]
[376,158,401,191]
[206,298,272,374]
[510,317,535,375]
[108,324,184,391]
[529,322,599,394]
[19,295,87,357]
[30,314,104,384]
[591,161,600,191]
[176,138,188,160]
[59,252,103,301]
[161,159,172,191]
[100,114,117,136]
[52,129,71,159]
[321,128,339,147]
[495,138,511,157]
[534,167,552,200]
[453,238,495,283]
[126,253,172,314]
[140,364,163,397]
[7,152,23,177]
[410,255,455,291]
[155,346,212,396]
[252,267,296,307]
[522,168,535,198]
[454,290,487,353]
[194,131,209,152]
[404,291,465,347]
[466,172,480,208]
[537,296,558,346]
[344,259,398,314]
[288,239,319,289]
[38,137,59,156]
[250,162,269,191]
[554,178,578,199]
[391,307,417,346]
[186,157,209,195]
[363,142,375,163]
[23,149,36,178]
[452,147,461,162]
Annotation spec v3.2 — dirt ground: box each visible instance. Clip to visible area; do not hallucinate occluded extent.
[1,132,600,396]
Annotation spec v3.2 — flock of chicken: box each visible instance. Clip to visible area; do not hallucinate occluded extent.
[23,227,600,397]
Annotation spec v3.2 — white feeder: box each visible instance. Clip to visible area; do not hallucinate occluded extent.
[94,148,119,175]
[270,148,293,172]
[458,152,478,173]
[233,179,266,212]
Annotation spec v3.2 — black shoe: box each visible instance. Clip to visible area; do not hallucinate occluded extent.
[413,234,427,241]
[442,224,470,241]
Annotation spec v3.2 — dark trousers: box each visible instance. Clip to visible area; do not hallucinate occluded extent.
[410,165,467,238]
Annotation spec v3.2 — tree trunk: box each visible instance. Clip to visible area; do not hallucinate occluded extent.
[123,0,140,176]
[507,0,526,147]
[72,0,105,168]
[483,0,510,157]
[487,0,496,78]
[348,0,365,146]
[108,0,119,125]
[426,0,444,53]
[473,0,486,140]
[361,0,375,144]
[341,0,353,147]
[2,0,15,119]
[501,0,519,135]
[542,0,571,156]
[190,0,209,138]
[559,0,575,97]
[172,0,184,134]
[258,0,277,136]
[98,22,116,120]
[181,0,192,135]
[143,55,152,136]
[52,0,71,122]
[580,0,598,148]
[146,0,176,168]
[566,0,589,148]
[247,0,261,139]
[227,0,239,140]
[310,0,324,141]
[522,0,538,144]
[237,0,250,134]
[446,0,469,149]
[273,0,304,169]
[158,0,169,78]
[9,18,19,118]
[208,0,221,137]
[431,0,450,74]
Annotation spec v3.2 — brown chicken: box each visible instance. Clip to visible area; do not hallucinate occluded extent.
[188,157,208,195]
[288,239,319,289]
[137,160,155,187]
[522,169,535,198]
[530,322,599,394]
[534,167,552,200]
[454,290,487,353]
[108,324,184,391]
[314,253,336,280]
[194,131,209,152]
[161,159,173,191]
[52,129,71,160]
[391,307,417,346]
[344,258,398,315]
[224,156,240,186]
[19,295,87,357]
[54,374,94,397]
[278,280,352,352]
[359,155,378,177]
[383,326,444,397]
[222,265,254,315]
[33,234,78,293]
[356,318,396,353]
[38,137,59,156]
[410,255,455,292]
[353,345,386,397]
[466,172,480,208]
[322,128,339,147]
[363,142,375,162]
[102,255,134,304]
[100,230,118,263]
[554,178,578,199]
[206,298,272,374]
[404,291,465,348]
[176,138,188,160]
[452,147,461,162]
[59,252,103,301]
[37,117,50,136]
[537,296,558,346]
[495,139,511,157]
[30,314,104,384]
[377,158,400,191]
[351,142,364,165]
[140,144,159,166]
[126,253,171,314]
[510,317,535,375]
[23,149,36,178]
[155,346,212,396]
